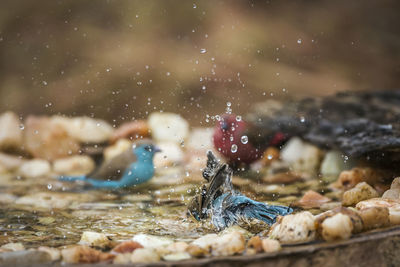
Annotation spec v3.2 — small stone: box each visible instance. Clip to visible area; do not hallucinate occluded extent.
[342,182,379,206]
[0,111,23,150]
[112,241,143,254]
[211,231,245,256]
[53,155,95,176]
[296,190,330,209]
[148,112,189,143]
[356,198,400,225]
[334,167,387,190]
[18,159,51,178]
[186,244,209,257]
[247,236,262,253]
[320,150,355,182]
[390,177,400,190]
[0,242,24,252]
[315,207,363,235]
[358,207,390,230]
[52,116,114,143]
[153,142,184,168]
[130,248,160,263]
[132,234,173,248]
[24,115,80,160]
[110,120,149,143]
[280,137,322,174]
[0,152,26,171]
[162,252,191,261]
[104,139,132,161]
[321,213,353,241]
[262,147,280,166]
[191,234,218,251]
[186,127,214,151]
[0,250,51,265]
[269,211,316,244]
[261,238,281,253]
[61,245,114,264]
[382,189,400,199]
[166,242,189,253]
[221,225,253,239]
[113,253,132,264]
[38,246,61,261]
[79,231,113,249]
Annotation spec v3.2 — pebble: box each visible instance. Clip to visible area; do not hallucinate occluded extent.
[191,233,218,251]
[130,248,160,263]
[110,120,149,143]
[315,207,363,235]
[166,242,189,253]
[269,211,316,244]
[0,250,51,265]
[334,167,386,190]
[320,150,354,182]
[0,242,25,251]
[261,238,281,253]
[296,190,331,209]
[342,182,379,206]
[148,112,189,143]
[52,116,114,143]
[162,252,191,261]
[79,231,113,249]
[53,155,95,176]
[0,111,23,150]
[247,236,263,253]
[153,142,184,168]
[0,152,26,171]
[321,213,353,241]
[113,253,132,264]
[357,206,390,230]
[38,246,61,261]
[18,159,51,178]
[61,245,114,263]
[112,241,143,254]
[104,139,132,161]
[356,198,400,225]
[280,137,322,174]
[24,115,80,160]
[132,234,173,248]
[382,177,400,199]
[211,231,246,256]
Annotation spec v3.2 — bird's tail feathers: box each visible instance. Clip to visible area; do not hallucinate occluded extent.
[59,175,86,182]
[249,202,293,225]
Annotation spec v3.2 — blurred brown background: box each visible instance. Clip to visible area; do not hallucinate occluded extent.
[0,0,399,126]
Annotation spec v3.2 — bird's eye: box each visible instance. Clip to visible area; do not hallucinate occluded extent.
[144,145,152,152]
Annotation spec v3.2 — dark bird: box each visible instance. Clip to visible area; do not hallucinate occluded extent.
[187,151,292,230]
[59,140,161,189]
[214,90,400,165]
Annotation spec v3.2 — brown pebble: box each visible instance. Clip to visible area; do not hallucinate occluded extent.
[110,120,149,143]
[61,245,115,264]
[112,241,143,254]
[296,190,330,209]
[247,236,263,253]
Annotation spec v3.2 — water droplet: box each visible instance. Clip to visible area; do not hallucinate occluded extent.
[226,102,231,107]
[267,155,273,160]
[297,38,302,44]
[166,72,171,76]
[300,116,305,123]
[193,3,197,8]
[231,144,238,153]
[200,48,207,54]
[47,184,53,190]
[202,85,206,90]
[240,135,248,144]
[236,115,242,121]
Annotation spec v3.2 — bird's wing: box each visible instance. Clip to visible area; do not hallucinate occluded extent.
[87,148,137,181]
[202,151,221,181]
[202,164,233,210]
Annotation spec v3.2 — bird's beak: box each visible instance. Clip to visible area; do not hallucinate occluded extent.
[154,146,162,153]
[221,121,229,131]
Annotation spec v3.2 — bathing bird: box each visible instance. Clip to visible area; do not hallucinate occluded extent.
[213,90,400,166]
[188,151,292,230]
[59,140,161,189]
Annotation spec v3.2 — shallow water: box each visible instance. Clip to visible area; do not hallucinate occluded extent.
[0,168,330,248]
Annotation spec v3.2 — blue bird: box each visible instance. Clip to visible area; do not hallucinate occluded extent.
[59,140,161,189]
[188,151,292,230]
